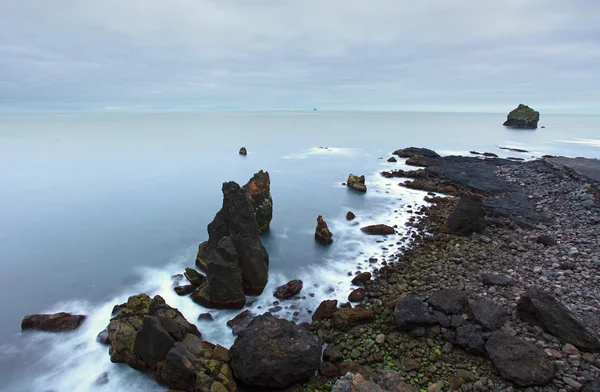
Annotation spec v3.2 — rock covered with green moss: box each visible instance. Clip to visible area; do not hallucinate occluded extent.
[503,104,540,129]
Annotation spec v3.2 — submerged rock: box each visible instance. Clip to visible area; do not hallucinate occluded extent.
[242,170,273,234]
[21,312,86,332]
[174,284,195,296]
[274,279,303,299]
[347,174,367,192]
[447,193,485,236]
[360,224,395,235]
[315,215,333,245]
[503,104,539,129]
[230,314,321,389]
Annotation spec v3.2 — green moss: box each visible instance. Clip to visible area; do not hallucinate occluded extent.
[508,104,539,120]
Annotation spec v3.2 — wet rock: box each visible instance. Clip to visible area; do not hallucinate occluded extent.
[360,224,395,235]
[324,345,344,363]
[195,241,209,272]
[184,268,206,287]
[447,193,485,236]
[351,272,371,285]
[227,310,254,335]
[230,314,321,389]
[481,273,515,287]
[468,299,508,331]
[387,157,397,163]
[96,329,110,345]
[174,284,195,296]
[394,296,434,330]
[21,312,86,332]
[455,324,485,355]
[346,211,356,221]
[315,215,333,245]
[347,174,367,192]
[486,332,555,386]
[197,313,213,321]
[517,287,600,352]
[348,288,365,302]
[537,234,557,246]
[274,279,303,299]
[502,104,539,129]
[332,308,375,331]
[427,289,467,315]
[242,170,273,234]
[313,300,338,321]
[393,147,441,159]
[94,372,109,386]
[134,315,176,368]
[239,147,247,155]
[191,237,246,309]
[332,371,418,392]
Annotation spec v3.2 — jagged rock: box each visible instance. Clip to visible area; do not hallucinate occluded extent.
[332,308,375,331]
[21,312,86,332]
[486,332,555,386]
[348,288,365,302]
[517,287,600,352]
[503,104,539,129]
[394,296,434,330]
[468,299,507,331]
[427,289,467,315]
[239,147,247,155]
[315,215,333,245]
[227,310,254,335]
[199,181,269,296]
[481,273,515,287]
[360,224,395,235]
[184,268,206,287]
[195,241,210,272]
[351,272,371,285]
[96,329,110,345]
[174,285,196,296]
[455,324,485,355]
[274,280,303,299]
[392,147,440,159]
[447,193,485,236]
[134,315,176,368]
[230,314,321,389]
[191,237,246,309]
[313,300,338,321]
[346,211,356,221]
[537,234,557,246]
[242,170,273,234]
[347,174,367,192]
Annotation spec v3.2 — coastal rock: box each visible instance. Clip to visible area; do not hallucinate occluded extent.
[315,215,333,245]
[96,329,110,345]
[394,296,434,330]
[242,170,273,234]
[481,273,515,287]
[537,234,557,246]
[274,279,303,299]
[195,241,209,272]
[184,268,206,287]
[230,314,321,389]
[134,315,176,368]
[392,147,440,159]
[486,332,555,386]
[447,193,485,236]
[406,155,438,167]
[174,284,196,296]
[583,379,600,392]
[351,272,372,285]
[332,307,375,331]
[201,181,269,295]
[239,147,247,155]
[517,287,600,352]
[454,324,485,355]
[21,312,86,332]
[503,104,539,129]
[191,237,246,309]
[360,224,395,235]
[427,289,467,315]
[346,211,356,221]
[387,157,397,163]
[468,299,507,331]
[313,300,338,321]
[348,288,365,302]
[227,310,254,335]
[347,174,367,192]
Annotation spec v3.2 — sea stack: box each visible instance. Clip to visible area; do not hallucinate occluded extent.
[239,147,247,155]
[503,104,539,129]
[315,215,333,245]
[242,170,273,234]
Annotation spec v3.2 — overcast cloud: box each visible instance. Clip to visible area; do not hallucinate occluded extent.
[0,0,598,113]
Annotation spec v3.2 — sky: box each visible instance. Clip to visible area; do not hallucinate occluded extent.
[0,0,599,113]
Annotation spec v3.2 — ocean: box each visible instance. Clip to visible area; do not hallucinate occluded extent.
[0,111,598,391]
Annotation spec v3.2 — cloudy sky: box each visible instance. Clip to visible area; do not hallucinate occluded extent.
[0,0,598,113]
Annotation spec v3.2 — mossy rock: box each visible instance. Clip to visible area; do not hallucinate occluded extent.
[503,104,539,129]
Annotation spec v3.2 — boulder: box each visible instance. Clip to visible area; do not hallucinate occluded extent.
[503,104,539,129]
[427,289,467,315]
[351,272,372,285]
[313,300,338,321]
[230,314,321,389]
[517,287,600,352]
[200,181,269,296]
[332,308,375,331]
[394,296,434,330]
[174,285,196,296]
[242,170,273,234]
[346,211,356,221]
[347,174,367,192]
[447,193,485,236]
[360,224,395,235]
[481,273,515,287]
[227,310,254,335]
[392,147,441,159]
[454,324,485,355]
[239,147,247,155]
[134,315,176,368]
[486,332,555,386]
[348,288,365,302]
[184,268,206,287]
[537,234,557,247]
[191,237,247,309]
[468,299,507,331]
[315,215,333,245]
[387,157,397,163]
[274,279,303,299]
[21,312,86,332]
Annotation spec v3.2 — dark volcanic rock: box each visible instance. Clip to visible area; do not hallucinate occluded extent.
[583,379,600,392]
[346,211,356,221]
[351,271,372,285]
[447,193,486,236]
[387,157,397,163]
[332,307,375,331]
[227,310,254,335]
[313,300,338,321]
[427,289,467,315]
[360,224,395,235]
[481,273,515,287]
[134,315,176,368]
[537,234,557,246]
[394,296,434,330]
[243,170,273,234]
[274,279,303,299]
[184,268,206,287]
[96,329,110,345]
[239,147,247,155]
[174,284,195,296]
[195,241,209,272]
[486,332,555,386]
[200,181,269,296]
[21,312,86,332]
[393,147,441,159]
[517,287,600,352]
[455,324,485,355]
[347,174,367,192]
[315,215,333,245]
[468,299,507,331]
[348,288,365,302]
[503,104,539,129]
[230,314,321,389]
[191,237,247,309]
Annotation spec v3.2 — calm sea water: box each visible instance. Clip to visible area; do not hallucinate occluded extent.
[0,111,598,391]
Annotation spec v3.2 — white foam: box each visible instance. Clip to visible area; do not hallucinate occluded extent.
[282,146,362,160]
